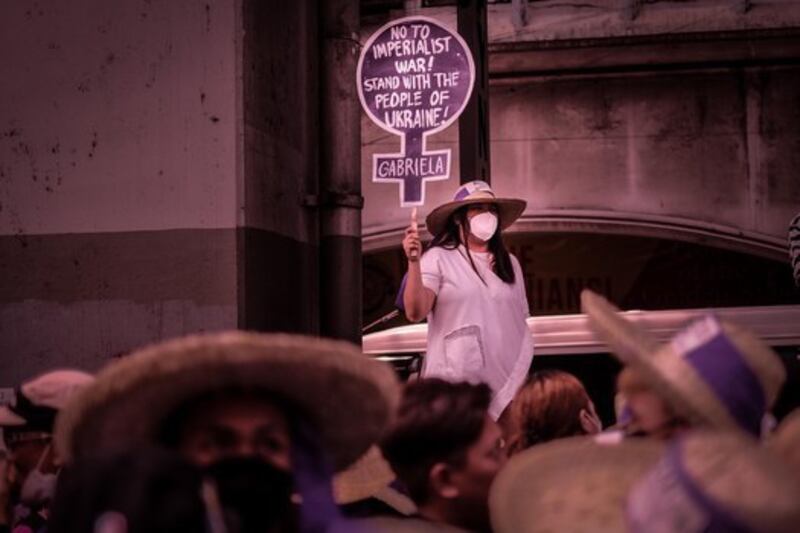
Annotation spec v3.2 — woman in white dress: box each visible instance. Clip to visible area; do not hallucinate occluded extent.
[402,180,534,419]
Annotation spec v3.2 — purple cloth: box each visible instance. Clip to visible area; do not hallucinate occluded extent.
[617,405,633,427]
[626,439,755,533]
[290,421,364,533]
[453,186,472,201]
[395,274,408,312]
[681,321,765,436]
[668,439,754,533]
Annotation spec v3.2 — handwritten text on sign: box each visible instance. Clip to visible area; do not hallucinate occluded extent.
[357,17,475,206]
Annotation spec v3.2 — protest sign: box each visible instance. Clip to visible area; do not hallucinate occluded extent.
[357,16,475,206]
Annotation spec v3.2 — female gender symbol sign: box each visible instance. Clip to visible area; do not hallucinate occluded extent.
[357,16,475,207]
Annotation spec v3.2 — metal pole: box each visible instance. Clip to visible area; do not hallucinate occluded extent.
[457,0,491,184]
[318,0,363,344]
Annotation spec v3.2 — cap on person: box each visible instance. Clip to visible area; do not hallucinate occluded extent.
[0,369,95,439]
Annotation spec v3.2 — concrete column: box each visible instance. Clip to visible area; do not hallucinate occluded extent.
[318,0,363,344]
[237,1,320,334]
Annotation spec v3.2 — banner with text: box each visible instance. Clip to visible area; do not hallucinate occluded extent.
[357,16,475,206]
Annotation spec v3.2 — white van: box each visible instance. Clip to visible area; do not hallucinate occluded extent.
[363,304,800,424]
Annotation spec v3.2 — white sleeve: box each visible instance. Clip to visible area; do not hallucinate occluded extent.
[419,248,442,296]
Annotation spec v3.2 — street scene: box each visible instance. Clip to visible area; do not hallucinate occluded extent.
[1,1,800,531]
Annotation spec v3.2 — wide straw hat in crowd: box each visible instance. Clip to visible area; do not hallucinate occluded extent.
[766,408,800,481]
[490,435,665,533]
[491,431,800,533]
[627,431,800,532]
[425,180,526,237]
[580,290,785,436]
[54,332,401,471]
[0,369,95,431]
[332,445,416,515]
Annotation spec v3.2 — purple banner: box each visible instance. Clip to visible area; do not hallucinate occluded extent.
[357,16,475,206]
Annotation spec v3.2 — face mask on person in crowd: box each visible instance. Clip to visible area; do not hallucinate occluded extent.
[19,444,58,506]
[469,212,498,242]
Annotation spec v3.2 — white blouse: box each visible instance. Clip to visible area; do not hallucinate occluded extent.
[419,246,535,418]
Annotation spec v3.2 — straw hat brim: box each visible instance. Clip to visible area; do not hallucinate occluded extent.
[490,435,664,533]
[333,445,416,514]
[425,197,526,237]
[676,431,800,532]
[581,290,757,432]
[767,409,800,482]
[0,406,26,427]
[54,332,400,472]
[354,516,469,532]
[333,446,398,504]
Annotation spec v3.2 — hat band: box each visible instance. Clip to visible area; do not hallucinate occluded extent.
[626,442,754,533]
[682,332,765,436]
[453,189,495,202]
[668,441,755,533]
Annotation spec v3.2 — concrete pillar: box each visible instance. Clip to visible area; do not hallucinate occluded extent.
[318,0,363,344]
[238,0,320,334]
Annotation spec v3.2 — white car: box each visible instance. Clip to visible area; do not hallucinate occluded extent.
[363,304,800,424]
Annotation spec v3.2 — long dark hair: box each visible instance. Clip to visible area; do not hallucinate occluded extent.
[428,206,515,284]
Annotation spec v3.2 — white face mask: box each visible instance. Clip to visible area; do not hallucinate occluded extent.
[19,443,58,506]
[469,212,498,242]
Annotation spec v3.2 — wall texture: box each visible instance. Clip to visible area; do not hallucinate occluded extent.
[0,0,241,383]
[362,3,800,261]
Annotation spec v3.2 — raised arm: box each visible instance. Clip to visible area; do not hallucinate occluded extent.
[402,209,436,322]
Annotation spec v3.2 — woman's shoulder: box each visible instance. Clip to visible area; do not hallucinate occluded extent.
[422,245,457,261]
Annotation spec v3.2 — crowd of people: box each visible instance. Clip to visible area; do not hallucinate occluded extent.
[0,181,798,532]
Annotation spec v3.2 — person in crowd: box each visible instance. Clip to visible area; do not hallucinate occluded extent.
[53,331,400,533]
[505,370,602,455]
[490,430,800,533]
[614,365,691,439]
[401,180,533,420]
[581,289,786,439]
[0,369,94,533]
[369,379,506,532]
[51,444,313,533]
[49,447,206,533]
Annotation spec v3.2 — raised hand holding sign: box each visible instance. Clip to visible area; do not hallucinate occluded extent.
[358,16,475,207]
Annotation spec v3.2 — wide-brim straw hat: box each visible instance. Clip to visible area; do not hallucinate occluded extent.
[492,432,800,533]
[581,290,785,436]
[333,445,416,515]
[628,431,800,532]
[425,180,526,237]
[490,435,665,533]
[0,406,26,426]
[54,332,400,472]
[766,408,800,482]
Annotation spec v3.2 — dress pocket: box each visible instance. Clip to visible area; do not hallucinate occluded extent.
[443,325,486,383]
